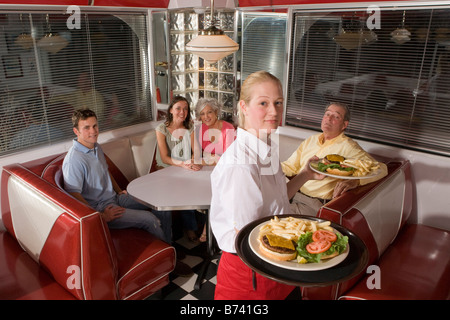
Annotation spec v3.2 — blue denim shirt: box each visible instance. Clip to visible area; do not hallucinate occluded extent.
[63,139,116,211]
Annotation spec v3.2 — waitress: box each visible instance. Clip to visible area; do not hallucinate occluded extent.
[210,71,324,300]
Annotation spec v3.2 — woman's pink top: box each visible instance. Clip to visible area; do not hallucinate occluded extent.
[199,120,235,155]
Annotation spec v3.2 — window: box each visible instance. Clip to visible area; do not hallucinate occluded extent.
[240,12,287,87]
[286,4,450,156]
[168,9,236,122]
[0,10,152,155]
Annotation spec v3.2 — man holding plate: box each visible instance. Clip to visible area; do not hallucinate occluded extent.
[281,102,388,216]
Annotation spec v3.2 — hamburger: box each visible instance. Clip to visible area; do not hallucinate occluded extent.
[259,233,298,261]
[317,154,355,176]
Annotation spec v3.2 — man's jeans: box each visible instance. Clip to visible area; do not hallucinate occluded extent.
[99,193,172,244]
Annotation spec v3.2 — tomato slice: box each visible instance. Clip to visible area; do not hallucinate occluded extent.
[312,230,337,243]
[306,240,332,254]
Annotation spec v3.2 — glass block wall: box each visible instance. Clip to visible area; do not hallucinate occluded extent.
[169,9,237,123]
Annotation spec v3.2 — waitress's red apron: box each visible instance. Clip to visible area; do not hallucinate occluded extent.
[215,252,295,300]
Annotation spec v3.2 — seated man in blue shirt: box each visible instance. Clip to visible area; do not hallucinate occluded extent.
[63,109,192,276]
[63,109,171,244]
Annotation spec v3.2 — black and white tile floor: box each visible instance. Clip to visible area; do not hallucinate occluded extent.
[148,233,301,301]
[148,235,219,300]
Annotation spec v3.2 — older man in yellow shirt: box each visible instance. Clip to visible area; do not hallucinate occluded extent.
[282,102,387,216]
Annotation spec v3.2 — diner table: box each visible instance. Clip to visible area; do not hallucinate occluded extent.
[127,165,216,289]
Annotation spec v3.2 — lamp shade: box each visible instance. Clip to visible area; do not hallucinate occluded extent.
[186,27,238,63]
[38,33,68,53]
[390,28,411,44]
[15,33,34,50]
[334,30,377,50]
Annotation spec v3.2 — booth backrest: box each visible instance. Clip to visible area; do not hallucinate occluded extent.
[319,160,412,258]
[39,154,66,189]
[129,130,157,177]
[277,134,304,162]
[2,158,119,300]
[101,137,137,182]
[301,159,412,300]
[101,130,157,182]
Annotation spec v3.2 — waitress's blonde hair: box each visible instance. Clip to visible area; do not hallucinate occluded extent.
[238,71,282,128]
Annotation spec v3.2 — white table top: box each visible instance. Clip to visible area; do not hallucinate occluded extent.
[127,165,214,211]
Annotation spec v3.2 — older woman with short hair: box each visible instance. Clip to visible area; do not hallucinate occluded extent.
[192,98,236,242]
[192,98,235,166]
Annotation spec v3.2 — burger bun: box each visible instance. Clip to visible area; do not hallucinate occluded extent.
[326,167,354,176]
[259,242,297,261]
[320,251,340,260]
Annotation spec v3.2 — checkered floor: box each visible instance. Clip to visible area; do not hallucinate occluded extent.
[148,235,219,300]
[147,233,302,300]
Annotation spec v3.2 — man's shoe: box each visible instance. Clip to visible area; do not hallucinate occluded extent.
[173,260,194,277]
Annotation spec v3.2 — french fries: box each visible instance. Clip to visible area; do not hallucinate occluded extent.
[342,158,380,177]
[259,216,333,242]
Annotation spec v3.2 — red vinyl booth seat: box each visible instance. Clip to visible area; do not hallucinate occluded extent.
[0,231,75,300]
[301,159,450,300]
[0,153,175,300]
[339,224,450,300]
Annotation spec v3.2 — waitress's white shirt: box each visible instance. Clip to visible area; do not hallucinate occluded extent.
[210,128,291,253]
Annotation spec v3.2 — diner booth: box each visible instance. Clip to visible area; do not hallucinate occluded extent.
[0,0,449,301]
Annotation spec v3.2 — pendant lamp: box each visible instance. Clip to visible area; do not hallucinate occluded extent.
[391,11,411,45]
[334,15,377,50]
[38,33,69,53]
[15,33,34,50]
[186,0,239,63]
[15,14,33,50]
[37,14,69,54]
[334,30,377,50]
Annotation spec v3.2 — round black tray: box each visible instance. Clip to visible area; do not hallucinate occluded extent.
[235,215,368,287]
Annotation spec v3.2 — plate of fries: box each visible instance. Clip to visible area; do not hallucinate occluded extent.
[310,157,383,180]
[248,216,349,271]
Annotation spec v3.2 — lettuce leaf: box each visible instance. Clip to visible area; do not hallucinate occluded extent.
[296,232,320,263]
[296,231,349,263]
[317,162,354,172]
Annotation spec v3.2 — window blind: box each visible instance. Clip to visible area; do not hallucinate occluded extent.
[241,12,287,85]
[286,5,450,156]
[0,10,151,155]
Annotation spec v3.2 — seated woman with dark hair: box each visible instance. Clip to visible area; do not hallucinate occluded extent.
[155,96,202,243]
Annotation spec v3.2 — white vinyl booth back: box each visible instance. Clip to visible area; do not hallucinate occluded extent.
[101,130,157,182]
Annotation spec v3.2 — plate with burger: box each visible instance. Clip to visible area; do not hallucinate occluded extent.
[248,216,349,271]
[310,154,382,179]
